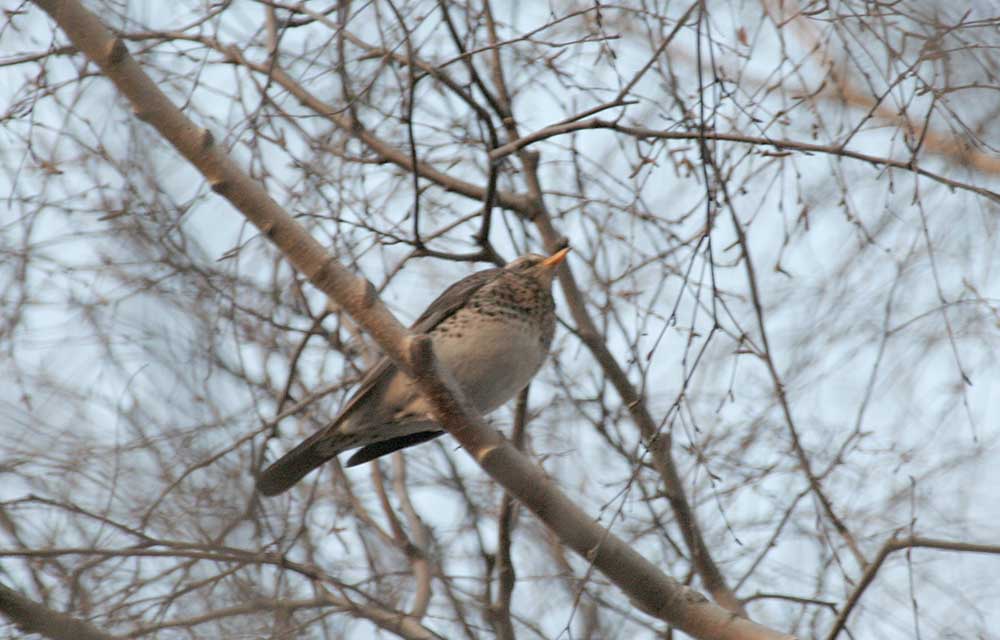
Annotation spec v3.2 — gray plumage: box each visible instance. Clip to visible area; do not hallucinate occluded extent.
[256,248,569,496]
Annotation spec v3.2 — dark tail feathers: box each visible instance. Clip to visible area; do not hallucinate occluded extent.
[256,434,338,497]
[257,428,446,495]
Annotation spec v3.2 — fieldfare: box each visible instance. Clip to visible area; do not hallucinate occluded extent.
[256,247,569,496]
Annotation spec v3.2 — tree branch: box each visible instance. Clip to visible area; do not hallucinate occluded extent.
[825,535,1000,640]
[0,582,114,640]
[489,119,1000,204]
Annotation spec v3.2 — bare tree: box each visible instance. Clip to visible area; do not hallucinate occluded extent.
[2,1,999,639]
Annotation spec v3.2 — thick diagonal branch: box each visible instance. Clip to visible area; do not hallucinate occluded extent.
[0,582,113,640]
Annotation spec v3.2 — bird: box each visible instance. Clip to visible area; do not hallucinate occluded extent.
[256,247,570,496]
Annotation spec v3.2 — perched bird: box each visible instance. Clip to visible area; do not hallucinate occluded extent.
[256,247,569,496]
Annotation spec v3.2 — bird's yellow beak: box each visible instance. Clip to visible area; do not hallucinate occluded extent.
[542,247,570,267]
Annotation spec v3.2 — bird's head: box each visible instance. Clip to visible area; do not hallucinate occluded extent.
[506,247,570,287]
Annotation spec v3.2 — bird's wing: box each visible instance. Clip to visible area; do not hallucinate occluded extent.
[324,266,501,422]
[410,267,501,332]
[345,430,445,467]
[256,267,500,495]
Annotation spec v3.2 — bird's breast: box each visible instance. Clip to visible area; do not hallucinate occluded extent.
[431,309,549,414]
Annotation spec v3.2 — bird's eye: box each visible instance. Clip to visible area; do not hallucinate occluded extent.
[508,255,542,270]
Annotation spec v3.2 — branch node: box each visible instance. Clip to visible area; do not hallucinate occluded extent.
[209,180,229,195]
[200,128,215,151]
[358,278,377,309]
[475,442,500,464]
[223,44,242,64]
[106,38,128,66]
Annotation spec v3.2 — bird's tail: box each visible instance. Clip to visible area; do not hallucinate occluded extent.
[256,428,345,497]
